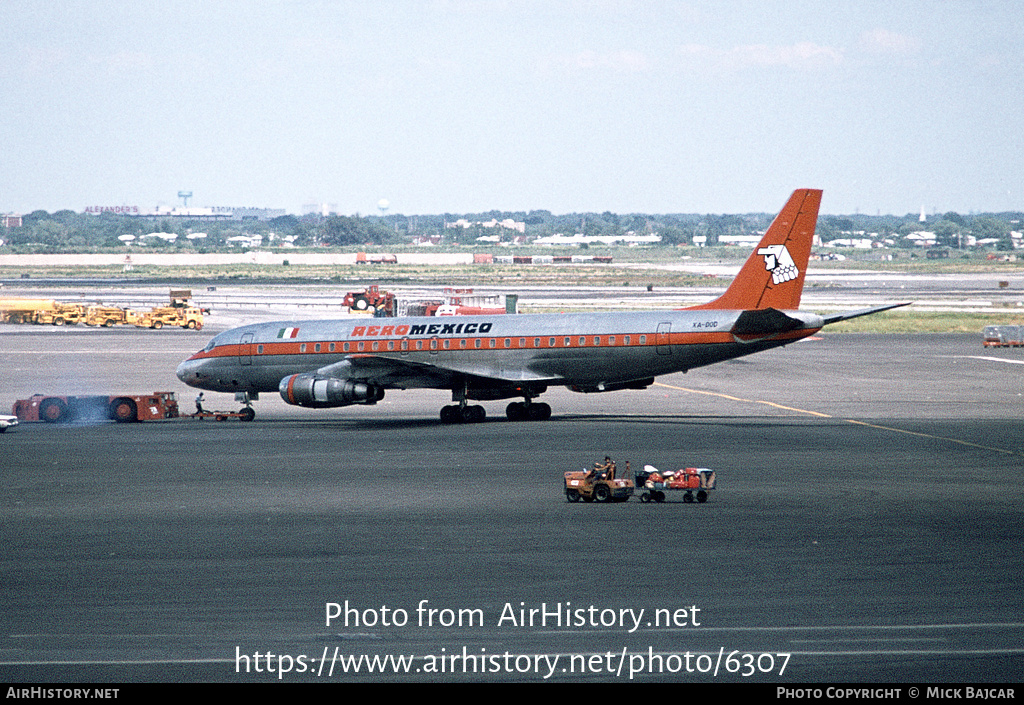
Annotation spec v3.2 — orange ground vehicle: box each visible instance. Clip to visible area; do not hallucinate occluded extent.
[13,392,180,423]
[635,465,717,503]
[563,468,635,503]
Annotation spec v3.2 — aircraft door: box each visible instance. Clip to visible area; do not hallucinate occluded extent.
[656,322,672,355]
[240,332,254,366]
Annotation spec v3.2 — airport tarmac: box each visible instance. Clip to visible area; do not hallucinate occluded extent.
[1,325,1023,683]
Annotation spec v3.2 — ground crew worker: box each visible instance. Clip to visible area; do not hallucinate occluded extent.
[195,392,205,414]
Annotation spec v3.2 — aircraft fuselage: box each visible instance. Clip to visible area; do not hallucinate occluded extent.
[176,308,824,399]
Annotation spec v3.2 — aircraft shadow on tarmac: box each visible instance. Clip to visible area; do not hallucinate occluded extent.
[255,412,829,431]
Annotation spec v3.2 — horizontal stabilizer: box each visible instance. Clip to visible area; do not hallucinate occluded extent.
[822,302,911,326]
[731,307,804,337]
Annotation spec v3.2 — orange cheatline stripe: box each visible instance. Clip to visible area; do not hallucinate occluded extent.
[195,326,817,361]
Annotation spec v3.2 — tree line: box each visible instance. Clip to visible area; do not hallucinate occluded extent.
[1,207,1019,253]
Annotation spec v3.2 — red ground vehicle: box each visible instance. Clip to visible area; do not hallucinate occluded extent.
[13,392,180,423]
[189,408,256,422]
[343,285,396,316]
[635,465,717,503]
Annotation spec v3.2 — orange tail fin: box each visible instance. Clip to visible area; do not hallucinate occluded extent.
[690,189,822,311]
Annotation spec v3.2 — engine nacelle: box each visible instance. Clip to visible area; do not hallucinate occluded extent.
[279,374,384,408]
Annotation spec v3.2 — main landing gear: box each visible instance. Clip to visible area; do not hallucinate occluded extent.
[439,400,552,423]
[440,387,552,424]
[505,400,551,421]
[440,403,486,424]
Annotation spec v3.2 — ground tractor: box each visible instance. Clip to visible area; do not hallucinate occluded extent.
[563,470,635,503]
[634,465,717,503]
[13,392,181,424]
[342,285,396,317]
[12,392,255,423]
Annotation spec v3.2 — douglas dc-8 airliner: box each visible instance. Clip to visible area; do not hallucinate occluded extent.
[176,189,907,422]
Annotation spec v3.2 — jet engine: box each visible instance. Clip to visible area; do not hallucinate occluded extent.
[279,373,385,408]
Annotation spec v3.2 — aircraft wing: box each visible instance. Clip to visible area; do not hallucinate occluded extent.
[821,302,911,325]
[315,353,563,387]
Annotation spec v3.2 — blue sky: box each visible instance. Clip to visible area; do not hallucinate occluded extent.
[2,1,1021,216]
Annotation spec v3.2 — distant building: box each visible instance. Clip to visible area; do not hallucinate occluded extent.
[446,218,526,233]
[83,205,285,221]
[533,232,660,246]
[2,213,23,228]
[905,231,937,247]
[302,202,338,217]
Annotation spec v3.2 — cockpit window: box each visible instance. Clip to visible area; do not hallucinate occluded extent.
[204,338,217,353]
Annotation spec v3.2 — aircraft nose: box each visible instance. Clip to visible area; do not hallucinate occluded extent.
[176,358,201,386]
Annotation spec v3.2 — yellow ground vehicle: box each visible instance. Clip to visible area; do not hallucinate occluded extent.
[2,294,201,328]
[32,303,86,326]
[0,298,60,324]
[135,305,204,329]
[134,291,205,329]
[84,305,138,327]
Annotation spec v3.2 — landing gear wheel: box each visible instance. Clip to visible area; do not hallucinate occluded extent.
[239,406,256,422]
[39,398,68,423]
[109,398,138,423]
[506,401,551,421]
[526,402,551,421]
[441,404,485,423]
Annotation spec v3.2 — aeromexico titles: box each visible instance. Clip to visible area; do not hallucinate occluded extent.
[176,189,908,423]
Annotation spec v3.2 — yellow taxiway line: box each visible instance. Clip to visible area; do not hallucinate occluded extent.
[654,382,1020,457]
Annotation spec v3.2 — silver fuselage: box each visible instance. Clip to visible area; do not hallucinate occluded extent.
[176,308,824,398]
